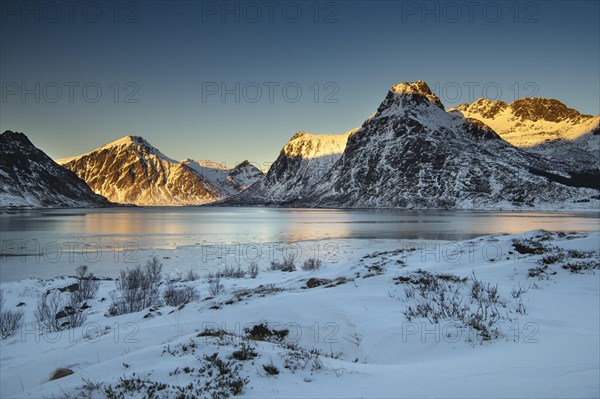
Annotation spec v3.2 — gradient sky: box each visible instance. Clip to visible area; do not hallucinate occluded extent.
[1,0,599,168]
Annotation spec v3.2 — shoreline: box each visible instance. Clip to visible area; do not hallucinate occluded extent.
[3,202,600,212]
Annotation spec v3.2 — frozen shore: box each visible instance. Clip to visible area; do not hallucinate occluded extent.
[1,230,599,398]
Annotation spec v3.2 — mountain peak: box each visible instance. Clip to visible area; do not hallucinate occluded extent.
[234,160,252,169]
[390,80,444,109]
[510,97,591,122]
[103,135,150,149]
[452,97,594,124]
[102,135,179,161]
[375,80,444,113]
[391,80,430,95]
[452,98,508,119]
[472,98,507,107]
[289,131,308,141]
[1,130,32,145]
[56,135,180,168]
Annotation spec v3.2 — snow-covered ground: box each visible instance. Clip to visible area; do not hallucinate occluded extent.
[0,230,598,398]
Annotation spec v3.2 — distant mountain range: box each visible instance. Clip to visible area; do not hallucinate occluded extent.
[182,159,263,198]
[0,131,111,208]
[224,80,600,209]
[1,80,598,209]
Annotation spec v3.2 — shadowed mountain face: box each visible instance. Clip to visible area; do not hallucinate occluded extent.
[525,129,600,176]
[59,136,223,206]
[225,81,599,209]
[226,161,264,191]
[0,131,112,208]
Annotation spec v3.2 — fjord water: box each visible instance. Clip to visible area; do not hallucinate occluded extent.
[1,207,598,282]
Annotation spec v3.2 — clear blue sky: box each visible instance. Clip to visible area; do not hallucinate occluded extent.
[1,0,598,169]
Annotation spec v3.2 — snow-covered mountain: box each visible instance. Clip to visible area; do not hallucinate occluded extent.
[0,131,112,208]
[450,97,599,146]
[182,159,263,197]
[450,98,600,173]
[228,81,599,209]
[59,136,223,206]
[226,161,265,190]
[225,128,358,205]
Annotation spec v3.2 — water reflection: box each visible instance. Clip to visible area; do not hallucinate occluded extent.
[1,208,599,248]
[1,207,598,282]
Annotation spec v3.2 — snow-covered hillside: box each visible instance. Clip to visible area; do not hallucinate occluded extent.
[59,136,223,206]
[450,98,600,173]
[1,230,598,398]
[282,130,356,159]
[183,159,263,197]
[0,131,111,208]
[224,128,358,205]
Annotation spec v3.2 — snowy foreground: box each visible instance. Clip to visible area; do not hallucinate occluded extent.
[1,231,599,398]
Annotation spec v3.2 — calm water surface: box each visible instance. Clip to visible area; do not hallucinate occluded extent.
[1,207,598,281]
